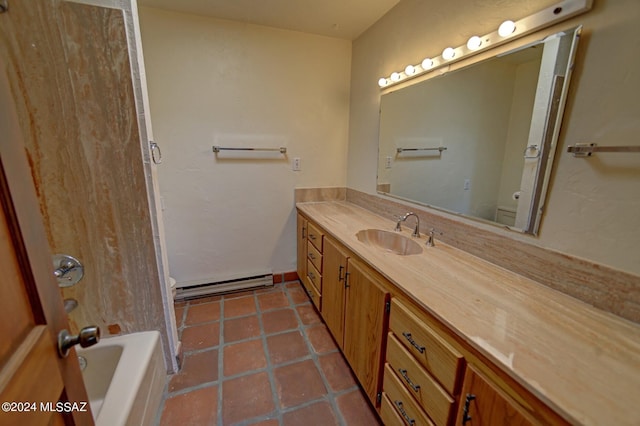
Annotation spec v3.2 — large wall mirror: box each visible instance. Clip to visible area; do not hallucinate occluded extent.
[377,26,582,235]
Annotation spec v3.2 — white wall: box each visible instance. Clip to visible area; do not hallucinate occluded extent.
[348,0,640,276]
[139,8,351,284]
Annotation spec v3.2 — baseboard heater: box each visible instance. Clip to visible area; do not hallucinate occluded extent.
[174,272,273,301]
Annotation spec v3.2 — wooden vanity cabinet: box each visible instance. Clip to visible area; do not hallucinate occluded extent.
[387,299,566,426]
[297,213,322,310]
[382,363,435,426]
[296,213,307,285]
[389,299,464,396]
[321,237,348,345]
[342,256,390,405]
[455,365,535,426]
[297,210,574,426]
[321,235,390,406]
[385,333,454,426]
[384,298,463,426]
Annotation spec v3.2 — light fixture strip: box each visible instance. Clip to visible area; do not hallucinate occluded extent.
[378,0,592,89]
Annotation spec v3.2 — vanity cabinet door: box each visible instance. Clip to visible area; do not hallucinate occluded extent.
[343,257,390,405]
[456,365,535,426]
[321,237,348,347]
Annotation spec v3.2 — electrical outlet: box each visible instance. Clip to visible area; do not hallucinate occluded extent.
[464,179,471,190]
[385,156,392,169]
[293,157,301,171]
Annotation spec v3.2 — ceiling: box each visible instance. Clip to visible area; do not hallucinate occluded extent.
[137,0,401,40]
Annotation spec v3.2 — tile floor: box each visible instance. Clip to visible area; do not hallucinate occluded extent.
[156,280,382,426]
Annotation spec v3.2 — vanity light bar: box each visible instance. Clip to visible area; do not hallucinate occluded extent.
[377,0,592,89]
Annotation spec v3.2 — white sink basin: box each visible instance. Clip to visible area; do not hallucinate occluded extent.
[356,229,423,255]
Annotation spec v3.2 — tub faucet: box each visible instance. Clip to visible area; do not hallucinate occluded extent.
[63,298,78,314]
[395,212,420,237]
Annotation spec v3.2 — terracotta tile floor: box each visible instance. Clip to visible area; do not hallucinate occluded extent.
[157,280,382,426]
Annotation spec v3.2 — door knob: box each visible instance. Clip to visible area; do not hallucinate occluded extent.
[58,326,100,358]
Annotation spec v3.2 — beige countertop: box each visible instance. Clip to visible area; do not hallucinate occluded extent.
[297,201,640,426]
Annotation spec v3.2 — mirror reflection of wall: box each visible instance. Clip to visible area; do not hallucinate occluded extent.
[496,48,542,225]
[377,27,579,234]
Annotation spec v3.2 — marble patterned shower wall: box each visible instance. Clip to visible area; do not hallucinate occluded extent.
[0,1,172,366]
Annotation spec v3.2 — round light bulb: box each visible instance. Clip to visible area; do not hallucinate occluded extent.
[378,77,388,87]
[390,72,401,82]
[442,47,455,60]
[421,58,433,69]
[498,20,516,37]
[404,65,416,76]
[467,36,482,50]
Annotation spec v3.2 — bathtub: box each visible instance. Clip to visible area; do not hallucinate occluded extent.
[76,331,165,426]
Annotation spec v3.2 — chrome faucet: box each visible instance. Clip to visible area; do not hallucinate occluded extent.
[395,212,420,237]
[427,228,443,247]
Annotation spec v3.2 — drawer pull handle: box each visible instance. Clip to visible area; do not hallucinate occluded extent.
[308,253,316,260]
[308,272,315,280]
[309,234,316,240]
[302,227,306,239]
[338,265,344,281]
[393,400,415,426]
[399,368,420,392]
[462,393,476,425]
[402,332,425,354]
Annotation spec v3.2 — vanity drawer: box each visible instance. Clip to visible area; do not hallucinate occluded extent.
[303,274,321,311]
[383,363,435,426]
[387,333,454,426]
[380,392,407,426]
[307,240,322,272]
[307,221,324,252]
[306,259,322,292]
[390,299,464,395]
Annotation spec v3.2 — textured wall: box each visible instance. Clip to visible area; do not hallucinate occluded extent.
[348,0,640,276]
[139,7,352,285]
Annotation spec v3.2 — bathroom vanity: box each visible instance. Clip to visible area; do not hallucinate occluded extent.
[296,201,640,426]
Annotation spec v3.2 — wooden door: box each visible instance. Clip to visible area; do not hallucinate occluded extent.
[320,237,348,347]
[0,44,92,425]
[343,257,390,405]
[456,365,535,426]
